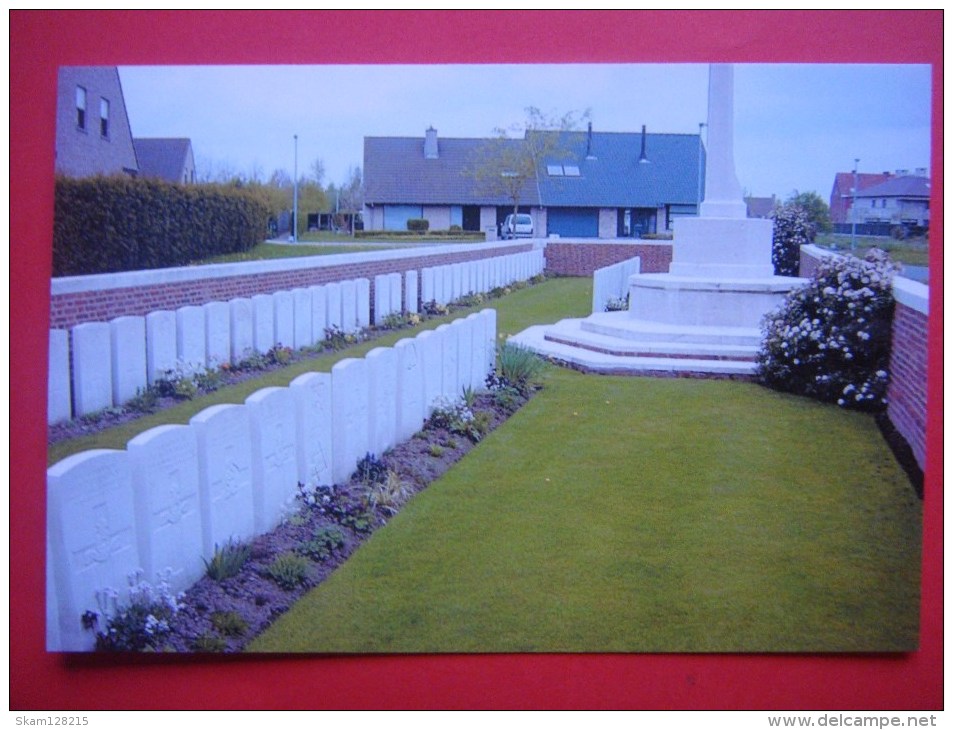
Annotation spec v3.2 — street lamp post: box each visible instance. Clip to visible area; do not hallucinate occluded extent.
[292,134,299,243]
[851,158,859,251]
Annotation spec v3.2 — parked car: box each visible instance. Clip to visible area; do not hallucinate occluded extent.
[501,213,534,239]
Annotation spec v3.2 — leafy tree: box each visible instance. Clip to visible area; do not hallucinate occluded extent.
[466,106,590,218]
[785,190,832,238]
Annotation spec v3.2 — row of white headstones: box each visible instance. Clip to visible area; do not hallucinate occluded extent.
[48,249,545,424]
[47,307,501,651]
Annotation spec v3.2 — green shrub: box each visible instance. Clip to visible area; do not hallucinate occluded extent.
[191,633,227,652]
[52,175,270,276]
[353,452,388,485]
[406,218,430,233]
[265,552,311,590]
[367,472,413,516]
[757,248,897,411]
[203,539,252,582]
[496,343,548,395]
[770,203,813,277]
[297,526,346,561]
[210,611,248,637]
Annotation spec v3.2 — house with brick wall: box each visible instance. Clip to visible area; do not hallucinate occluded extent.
[852,174,930,229]
[55,66,139,178]
[364,124,705,239]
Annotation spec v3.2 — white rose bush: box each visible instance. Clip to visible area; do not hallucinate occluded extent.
[770,203,814,276]
[757,248,899,411]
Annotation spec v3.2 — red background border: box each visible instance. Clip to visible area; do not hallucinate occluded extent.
[10,10,943,710]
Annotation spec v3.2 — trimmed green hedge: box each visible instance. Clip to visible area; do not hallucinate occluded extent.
[53,176,270,276]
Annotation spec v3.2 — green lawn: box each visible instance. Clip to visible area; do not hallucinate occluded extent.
[47,277,591,466]
[249,371,921,653]
[813,233,929,266]
[197,242,395,264]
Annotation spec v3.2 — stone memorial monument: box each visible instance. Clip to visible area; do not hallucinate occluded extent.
[510,64,806,375]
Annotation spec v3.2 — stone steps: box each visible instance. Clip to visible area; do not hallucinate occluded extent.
[508,320,761,376]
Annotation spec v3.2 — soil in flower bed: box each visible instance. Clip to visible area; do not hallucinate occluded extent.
[90,388,533,653]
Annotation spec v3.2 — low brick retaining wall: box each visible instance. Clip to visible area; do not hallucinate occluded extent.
[800,245,930,472]
[544,239,672,277]
[50,240,534,330]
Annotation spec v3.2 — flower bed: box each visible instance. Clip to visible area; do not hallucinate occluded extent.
[80,350,545,653]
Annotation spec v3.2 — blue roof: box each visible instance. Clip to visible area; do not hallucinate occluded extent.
[535,130,704,208]
[364,129,703,209]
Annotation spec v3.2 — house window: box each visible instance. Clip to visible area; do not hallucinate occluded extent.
[75,86,87,130]
[99,98,110,138]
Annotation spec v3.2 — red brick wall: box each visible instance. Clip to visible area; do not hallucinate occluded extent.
[544,242,673,276]
[50,243,532,330]
[887,303,929,470]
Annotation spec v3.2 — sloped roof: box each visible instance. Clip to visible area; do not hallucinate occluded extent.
[363,136,540,206]
[133,138,192,183]
[854,175,929,199]
[363,129,703,209]
[830,172,893,198]
[534,130,704,208]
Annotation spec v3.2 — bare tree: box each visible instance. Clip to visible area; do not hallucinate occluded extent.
[466,106,590,218]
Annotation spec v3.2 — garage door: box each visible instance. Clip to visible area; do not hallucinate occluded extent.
[547,208,599,237]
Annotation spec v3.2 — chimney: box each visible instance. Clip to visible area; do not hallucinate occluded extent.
[586,121,593,158]
[639,125,649,164]
[424,126,438,159]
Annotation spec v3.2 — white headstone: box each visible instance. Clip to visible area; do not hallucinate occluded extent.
[110,316,147,406]
[394,337,426,441]
[176,305,206,375]
[437,323,459,401]
[480,308,498,376]
[190,404,256,557]
[252,294,275,355]
[47,449,140,650]
[452,264,464,302]
[366,346,398,456]
[405,270,419,314]
[466,313,486,390]
[416,329,442,414]
[454,316,474,392]
[388,272,402,315]
[331,358,370,484]
[127,424,204,593]
[325,282,343,331]
[293,288,313,349]
[229,298,254,364]
[48,329,72,424]
[74,319,117,415]
[356,278,371,330]
[272,290,294,349]
[374,274,392,325]
[203,301,231,369]
[421,267,435,306]
[246,387,300,532]
[145,311,177,385]
[310,285,328,343]
[341,279,358,333]
[289,371,334,488]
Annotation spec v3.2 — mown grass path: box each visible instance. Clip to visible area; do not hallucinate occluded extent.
[250,340,921,652]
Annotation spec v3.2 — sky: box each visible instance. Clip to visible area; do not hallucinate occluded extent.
[117,63,931,202]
